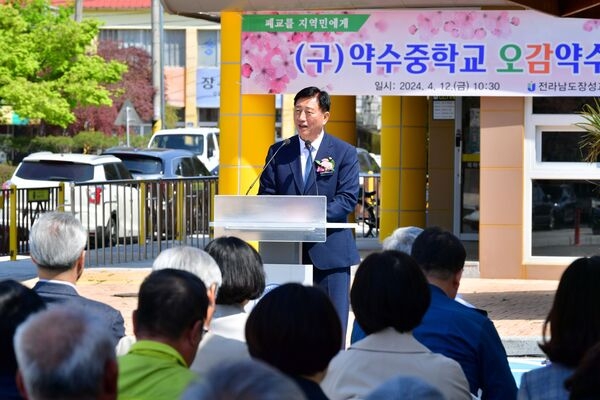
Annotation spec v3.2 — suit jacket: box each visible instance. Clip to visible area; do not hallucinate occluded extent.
[321,327,472,400]
[517,362,573,400]
[33,280,125,345]
[258,134,361,269]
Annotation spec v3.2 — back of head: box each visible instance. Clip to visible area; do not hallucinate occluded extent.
[135,268,208,340]
[152,246,222,291]
[382,226,423,254]
[365,375,445,400]
[14,306,116,400]
[411,226,466,280]
[540,256,600,367]
[0,280,46,374]
[181,359,306,400]
[205,236,265,305]
[351,250,430,335]
[29,212,88,271]
[245,282,341,377]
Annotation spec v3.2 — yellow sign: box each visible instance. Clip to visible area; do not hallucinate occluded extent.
[27,189,50,202]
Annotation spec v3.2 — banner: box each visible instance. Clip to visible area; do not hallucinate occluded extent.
[196,67,220,108]
[241,10,600,96]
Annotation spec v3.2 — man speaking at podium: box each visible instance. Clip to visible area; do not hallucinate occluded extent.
[258,86,360,342]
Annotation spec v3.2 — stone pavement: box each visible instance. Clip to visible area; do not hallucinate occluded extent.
[12,264,556,356]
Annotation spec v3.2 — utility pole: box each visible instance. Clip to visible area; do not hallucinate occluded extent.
[74,0,83,22]
[151,0,163,133]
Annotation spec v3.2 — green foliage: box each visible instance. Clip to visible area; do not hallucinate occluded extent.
[0,0,127,127]
[0,163,16,183]
[165,105,180,129]
[30,135,74,153]
[576,98,600,163]
[129,134,149,148]
[73,131,117,153]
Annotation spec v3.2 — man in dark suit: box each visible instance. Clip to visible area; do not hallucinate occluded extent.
[29,211,125,346]
[258,86,360,341]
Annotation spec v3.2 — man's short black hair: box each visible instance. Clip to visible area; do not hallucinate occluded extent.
[294,86,331,113]
[411,226,466,280]
[135,268,208,340]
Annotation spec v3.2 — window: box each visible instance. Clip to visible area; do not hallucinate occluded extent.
[16,161,94,182]
[526,97,600,259]
[99,29,185,67]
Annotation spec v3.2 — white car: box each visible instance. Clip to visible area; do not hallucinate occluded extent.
[147,128,220,175]
[6,152,140,246]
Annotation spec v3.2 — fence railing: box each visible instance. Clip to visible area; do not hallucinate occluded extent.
[1,177,219,266]
[1,174,381,266]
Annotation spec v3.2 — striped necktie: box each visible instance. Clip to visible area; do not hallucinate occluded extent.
[304,142,313,186]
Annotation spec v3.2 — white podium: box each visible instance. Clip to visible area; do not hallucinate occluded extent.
[212,195,328,286]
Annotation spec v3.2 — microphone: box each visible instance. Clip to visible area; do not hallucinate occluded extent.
[245,138,291,195]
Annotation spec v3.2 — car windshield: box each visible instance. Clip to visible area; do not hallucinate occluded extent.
[113,155,163,175]
[150,134,204,154]
[15,161,94,182]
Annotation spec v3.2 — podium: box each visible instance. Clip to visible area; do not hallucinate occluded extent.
[212,195,327,286]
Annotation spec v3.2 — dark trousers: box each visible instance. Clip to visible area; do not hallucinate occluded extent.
[313,266,350,348]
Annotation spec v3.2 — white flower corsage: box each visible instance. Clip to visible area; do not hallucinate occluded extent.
[315,157,335,175]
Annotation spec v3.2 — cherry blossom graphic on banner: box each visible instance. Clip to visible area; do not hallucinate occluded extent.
[241,10,600,96]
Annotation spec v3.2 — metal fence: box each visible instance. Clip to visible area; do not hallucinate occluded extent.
[1,174,381,266]
[1,177,219,266]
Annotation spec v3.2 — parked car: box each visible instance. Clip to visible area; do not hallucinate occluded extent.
[103,147,211,238]
[147,128,220,175]
[102,147,210,179]
[5,152,139,246]
[533,182,578,230]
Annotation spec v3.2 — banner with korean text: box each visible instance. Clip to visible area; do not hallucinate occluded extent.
[241,10,600,96]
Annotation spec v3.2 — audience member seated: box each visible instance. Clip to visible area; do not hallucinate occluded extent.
[181,359,307,400]
[412,227,517,399]
[116,245,223,357]
[192,236,265,374]
[564,340,600,399]
[14,305,118,400]
[0,280,46,400]
[365,375,445,400]
[518,256,600,400]
[246,283,341,400]
[350,226,423,344]
[152,245,222,330]
[28,211,125,346]
[321,250,471,400]
[118,269,209,399]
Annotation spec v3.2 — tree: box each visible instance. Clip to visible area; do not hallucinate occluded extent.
[70,41,155,135]
[0,0,126,128]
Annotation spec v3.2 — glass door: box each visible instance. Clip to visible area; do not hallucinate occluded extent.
[454,97,480,240]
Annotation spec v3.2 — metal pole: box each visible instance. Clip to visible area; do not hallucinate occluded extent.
[126,107,131,147]
[74,0,83,22]
[159,3,166,129]
[151,0,162,133]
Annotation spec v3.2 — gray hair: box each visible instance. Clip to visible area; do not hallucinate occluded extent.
[181,359,307,400]
[29,212,88,271]
[14,306,116,400]
[152,246,222,290]
[382,226,424,255]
